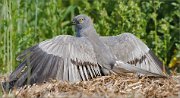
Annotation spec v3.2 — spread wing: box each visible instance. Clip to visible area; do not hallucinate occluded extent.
[101,33,164,75]
[8,35,102,88]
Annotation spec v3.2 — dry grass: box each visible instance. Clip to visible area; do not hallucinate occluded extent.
[1,74,180,98]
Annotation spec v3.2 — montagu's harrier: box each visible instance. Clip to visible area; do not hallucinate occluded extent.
[2,14,165,91]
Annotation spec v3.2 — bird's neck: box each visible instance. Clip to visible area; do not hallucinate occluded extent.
[79,26,116,69]
[79,26,102,46]
[77,26,97,37]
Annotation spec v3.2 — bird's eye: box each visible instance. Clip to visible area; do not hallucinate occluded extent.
[78,18,84,23]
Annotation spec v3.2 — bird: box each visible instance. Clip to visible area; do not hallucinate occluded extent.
[2,14,165,91]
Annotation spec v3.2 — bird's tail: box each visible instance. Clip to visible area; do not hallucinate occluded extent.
[112,60,167,77]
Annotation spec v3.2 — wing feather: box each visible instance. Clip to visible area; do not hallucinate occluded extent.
[7,35,101,89]
[101,33,164,75]
[90,64,97,77]
[83,65,89,80]
[87,65,94,78]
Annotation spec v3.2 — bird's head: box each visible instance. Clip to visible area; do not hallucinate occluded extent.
[71,14,93,37]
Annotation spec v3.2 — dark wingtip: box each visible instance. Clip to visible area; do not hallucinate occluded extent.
[1,80,17,92]
[16,45,38,61]
[148,50,163,70]
[1,82,11,93]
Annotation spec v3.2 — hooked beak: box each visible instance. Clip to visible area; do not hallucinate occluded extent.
[68,21,76,26]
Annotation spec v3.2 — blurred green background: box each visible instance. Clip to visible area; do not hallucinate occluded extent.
[0,0,179,74]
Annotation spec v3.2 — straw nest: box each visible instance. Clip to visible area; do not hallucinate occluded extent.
[1,74,180,98]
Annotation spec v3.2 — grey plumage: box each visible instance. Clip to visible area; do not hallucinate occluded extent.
[2,14,165,91]
[101,33,164,75]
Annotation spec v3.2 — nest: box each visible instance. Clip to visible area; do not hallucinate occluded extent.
[1,74,180,98]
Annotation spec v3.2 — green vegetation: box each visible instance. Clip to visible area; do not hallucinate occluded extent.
[0,0,179,73]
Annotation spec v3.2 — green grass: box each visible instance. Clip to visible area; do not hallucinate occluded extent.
[0,0,179,73]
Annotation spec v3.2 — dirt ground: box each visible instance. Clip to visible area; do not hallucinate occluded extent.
[1,74,180,98]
